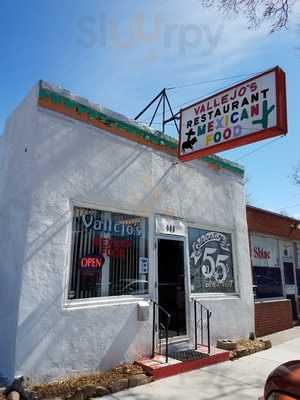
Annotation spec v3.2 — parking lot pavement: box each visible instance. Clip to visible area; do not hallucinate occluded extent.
[103,327,300,400]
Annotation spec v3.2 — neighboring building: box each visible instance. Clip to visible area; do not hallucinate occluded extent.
[247,205,300,337]
[0,81,254,382]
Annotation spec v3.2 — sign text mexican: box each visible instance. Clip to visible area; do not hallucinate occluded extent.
[179,66,287,160]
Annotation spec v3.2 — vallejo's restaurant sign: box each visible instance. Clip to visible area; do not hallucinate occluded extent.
[179,66,287,161]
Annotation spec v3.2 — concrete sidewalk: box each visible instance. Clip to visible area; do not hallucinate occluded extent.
[104,327,300,400]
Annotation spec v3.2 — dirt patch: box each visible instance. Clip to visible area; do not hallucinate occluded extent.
[237,339,266,352]
[25,364,145,399]
[230,339,269,359]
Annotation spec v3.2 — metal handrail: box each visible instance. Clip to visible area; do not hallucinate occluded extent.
[151,299,171,363]
[193,299,212,354]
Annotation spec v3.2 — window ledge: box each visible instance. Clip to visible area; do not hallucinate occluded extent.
[63,295,150,310]
[254,298,289,304]
[190,293,240,301]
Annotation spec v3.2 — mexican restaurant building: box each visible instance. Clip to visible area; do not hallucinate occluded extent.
[0,81,254,383]
[247,205,300,337]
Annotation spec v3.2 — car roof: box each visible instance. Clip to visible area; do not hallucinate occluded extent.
[264,360,300,398]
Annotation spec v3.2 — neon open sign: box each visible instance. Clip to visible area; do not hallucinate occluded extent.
[80,254,105,269]
[179,66,287,161]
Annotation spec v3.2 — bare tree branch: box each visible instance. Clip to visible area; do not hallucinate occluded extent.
[199,0,293,32]
[279,208,291,216]
[293,162,300,185]
[244,174,253,204]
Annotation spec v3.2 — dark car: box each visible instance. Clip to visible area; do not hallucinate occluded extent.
[260,360,300,400]
[112,279,148,296]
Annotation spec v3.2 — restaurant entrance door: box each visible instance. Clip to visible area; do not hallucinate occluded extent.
[157,238,187,338]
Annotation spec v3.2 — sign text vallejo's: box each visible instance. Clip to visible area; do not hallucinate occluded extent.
[179,66,287,161]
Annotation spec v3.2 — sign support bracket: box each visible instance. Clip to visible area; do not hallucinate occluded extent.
[134,89,180,134]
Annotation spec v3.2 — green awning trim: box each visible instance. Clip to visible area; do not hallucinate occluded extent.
[38,82,244,177]
[202,155,244,176]
[39,86,178,150]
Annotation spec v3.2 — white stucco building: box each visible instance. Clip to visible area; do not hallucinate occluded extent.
[0,81,254,383]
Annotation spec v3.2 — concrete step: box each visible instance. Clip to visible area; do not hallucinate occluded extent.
[136,346,230,380]
[158,338,194,355]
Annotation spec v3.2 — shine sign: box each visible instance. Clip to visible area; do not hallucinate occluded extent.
[179,66,287,161]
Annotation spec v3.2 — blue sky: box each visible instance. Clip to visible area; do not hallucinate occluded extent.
[1,0,300,216]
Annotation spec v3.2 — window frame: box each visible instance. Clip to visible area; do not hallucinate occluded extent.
[249,232,297,302]
[187,222,239,298]
[63,200,152,309]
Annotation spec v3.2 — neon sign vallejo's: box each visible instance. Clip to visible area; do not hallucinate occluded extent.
[82,214,142,237]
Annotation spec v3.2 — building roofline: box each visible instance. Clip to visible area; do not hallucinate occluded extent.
[37,80,245,177]
[246,204,300,223]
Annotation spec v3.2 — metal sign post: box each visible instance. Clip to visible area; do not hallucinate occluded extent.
[134,89,180,134]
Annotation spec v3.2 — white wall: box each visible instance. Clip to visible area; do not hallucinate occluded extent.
[0,85,42,384]
[0,83,254,382]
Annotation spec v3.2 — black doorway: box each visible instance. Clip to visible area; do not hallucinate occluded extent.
[286,295,298,321]
[157,239,186,338]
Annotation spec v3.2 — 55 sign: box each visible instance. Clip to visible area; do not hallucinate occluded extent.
[188,227,235,293]
[201,247,229,284]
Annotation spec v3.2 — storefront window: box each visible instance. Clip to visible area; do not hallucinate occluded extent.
[251,235,283,298]
[252,267,283,298]
[68,207,149,299]
[188,227,235,293]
